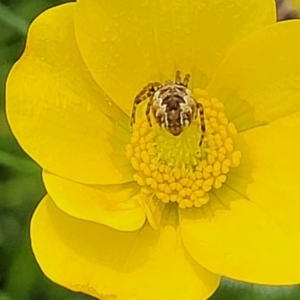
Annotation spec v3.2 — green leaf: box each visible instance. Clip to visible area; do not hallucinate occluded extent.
[0,3,28,36]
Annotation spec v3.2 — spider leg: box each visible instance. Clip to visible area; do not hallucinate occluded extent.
[196,102,206,146]
[175,70,181,85]
[131,82,161,126]
[183,73,190,87]
[145,97,153,127]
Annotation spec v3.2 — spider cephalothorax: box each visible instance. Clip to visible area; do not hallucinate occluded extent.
[131,71,205,145]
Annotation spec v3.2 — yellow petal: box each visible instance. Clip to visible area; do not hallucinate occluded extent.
[180,111,300,284]
[43,171,145,231]
[138,193,165,230]
[31,196,220,300]
[75,0,275,114]
[207,21,300,132]
[6,3,133,184]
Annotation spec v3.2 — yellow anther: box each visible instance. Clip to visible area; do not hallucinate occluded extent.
[161,194,170,203]
[183,199,194,208]
[152,170,158,178]
[220,129,227,140]
[203,184,212,192]
[215,133,222,141]
[141,151,150,164]
[179,178,189,186]
[216,139,223,148]
[170,194,178,202]
[164,165,171,173]
[192,190,205,198]
[179,188,187,197]
[168,176,175,183]
[222,160,231,173]
[232,151,242,167]
[130,157,140,170]
[205,165,213,173]
[211,150,218,158]
[158,183,167,192]
[125,145,133,158]
[154,172,164,183]
[217,174,227,183]
[219,147,226,154]
[194,199,204,207]
[139,126,148,136]
[141,187,153,194]
[176,182,183,191]
[179,202,186,209]
[213,160,221,171]
[218,152,226,161]
[213,101,224,111]
[149,164,156,171]
[212,170,221,177]
[163,173,169,181]
[210,109,218,117]
[203,171,211,179]
[145,177,154,185]
[140,162,147,171]
[195,179,203,187]
[143,166,152,177]
[228,123,237,136]
[223,159,231,167]
[191,184,199,191]
[164,185,172,194]
[193,88,208,99]
[214,174,227,189]
[186,188,192,196]
[225,142,233,153]
[133,173,145,186]
[156,192,165,200]
[204,177,214,187]
[206,138,215,147]
[158,165,165,172]
[198,194,209,204]
[130,136,139,144]
[134,151,141,159]
[127,91,241,209]
[207,154,215,164]
[151,180,158,189]
[169,182,177,191]
[195,172,203,179]
[173,167,181,180]
[214,178,223,189]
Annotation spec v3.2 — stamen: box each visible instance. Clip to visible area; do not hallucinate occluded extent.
[126,89,241,209]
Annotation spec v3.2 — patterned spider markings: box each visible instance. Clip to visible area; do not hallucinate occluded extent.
[131,71,206,146]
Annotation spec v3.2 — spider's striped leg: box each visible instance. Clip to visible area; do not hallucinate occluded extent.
[145,97,154,127]
[196,102,206,146]
[131,82,161,126]
[175,70,181,85]
[183,73,190,87]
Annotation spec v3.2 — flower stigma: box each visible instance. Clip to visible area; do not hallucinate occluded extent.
[126,88,241,209]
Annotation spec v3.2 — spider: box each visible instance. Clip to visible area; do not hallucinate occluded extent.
[130,70,205,146]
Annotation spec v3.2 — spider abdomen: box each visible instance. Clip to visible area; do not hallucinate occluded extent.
[130,71,206,145]
[153,85,195,136]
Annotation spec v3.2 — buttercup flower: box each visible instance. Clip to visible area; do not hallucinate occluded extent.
[6,0,300,299]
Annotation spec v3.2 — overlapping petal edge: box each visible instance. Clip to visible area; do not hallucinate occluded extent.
[32,195,220,300]
[6,0,300,298]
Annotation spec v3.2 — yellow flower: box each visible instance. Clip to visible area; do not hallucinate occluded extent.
[5,0,300,299]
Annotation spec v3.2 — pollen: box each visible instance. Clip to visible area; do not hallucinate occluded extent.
[126,88,241,209]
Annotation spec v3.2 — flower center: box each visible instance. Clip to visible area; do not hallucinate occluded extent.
[126,88,241,209]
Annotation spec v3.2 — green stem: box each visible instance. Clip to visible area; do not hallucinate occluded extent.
[0,3,29,36]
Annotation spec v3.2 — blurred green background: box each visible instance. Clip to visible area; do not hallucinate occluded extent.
[0,0,300,299]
